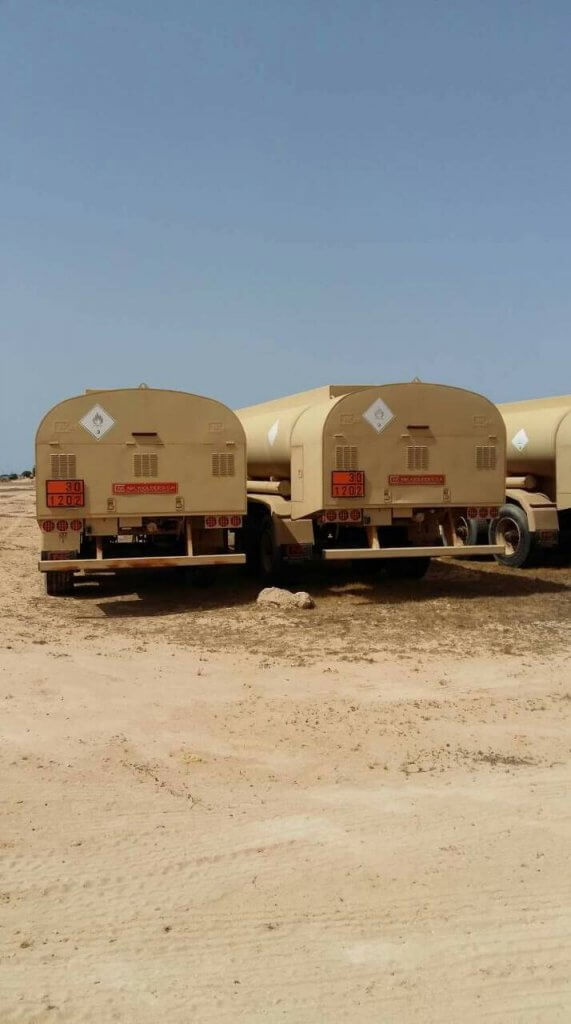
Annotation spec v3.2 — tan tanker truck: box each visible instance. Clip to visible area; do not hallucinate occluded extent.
[36,387,246,595]
[237,382,507,579]
[486,394,571,567]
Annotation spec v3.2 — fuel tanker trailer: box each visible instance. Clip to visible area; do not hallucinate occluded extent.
[237,382,507,580]
[487,394,571,567]
[36,386,246,595]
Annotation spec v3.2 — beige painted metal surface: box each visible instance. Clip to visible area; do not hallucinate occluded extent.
[37,387,246,519]
[238,385,365,478]
[36,387,247,577]
[239,383,506,520]
[499,395,571,511]
[38,554,245,572]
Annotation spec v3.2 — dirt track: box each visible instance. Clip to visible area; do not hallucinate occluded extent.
[1,482,571,1022]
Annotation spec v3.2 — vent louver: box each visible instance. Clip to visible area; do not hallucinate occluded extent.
[335,446,358,470]
[134,454,158,477]
[475,445,497,470]
[407,446,429,471]
[212,453,235,477]
[50,454,77,479]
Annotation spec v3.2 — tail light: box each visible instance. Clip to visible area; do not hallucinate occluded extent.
[70,519,83,531]
[41,520,55,533]
[204,514,243,529]
[320,509,363,525]
[56,520,69,533]
[468,506,498,520]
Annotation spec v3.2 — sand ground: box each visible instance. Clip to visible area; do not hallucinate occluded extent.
[1,481,570,1023]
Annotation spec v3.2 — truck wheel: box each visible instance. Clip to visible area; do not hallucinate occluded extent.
[259,522,283,582]
[384,556,431,580]
[490,504,536,568]
[455,514,480,546]
[45,571,74,596]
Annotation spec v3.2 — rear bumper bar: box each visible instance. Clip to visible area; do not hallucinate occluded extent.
[39,553,245,572]
[322,544,505,561]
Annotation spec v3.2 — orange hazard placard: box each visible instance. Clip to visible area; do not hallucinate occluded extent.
[46,479,85,508]
[388,474,445,486]
[331,470,365,498]
[112,482,178,495]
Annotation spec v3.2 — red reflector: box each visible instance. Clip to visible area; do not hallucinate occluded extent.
[467,507,478,518]
[56,520,69,532]
[41,520,55,533]
[70,519,83,531]
[488,507,498,518]
[218,516,229,528]
[230,515,242,528]
[338,510,349,522]
[286,544,305,558]
[349,509,362,522]
[204,516,217,528]
[326,510,336,522]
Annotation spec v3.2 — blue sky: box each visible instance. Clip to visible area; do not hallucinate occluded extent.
[1,0,570,470]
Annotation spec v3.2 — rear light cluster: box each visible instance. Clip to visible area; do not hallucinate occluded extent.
[204,514,243,530]
[41,519,83,533]
[320,509,363,524]
[467,507,499,519]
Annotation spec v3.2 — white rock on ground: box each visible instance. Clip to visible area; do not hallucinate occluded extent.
[256,587,315,609]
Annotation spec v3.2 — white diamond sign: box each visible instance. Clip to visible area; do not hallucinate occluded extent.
[267,419,279,446]
[511,427,529,452]
[80,404,115,440]
[362,397,395,434]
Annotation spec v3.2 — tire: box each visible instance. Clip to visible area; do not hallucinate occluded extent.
[258,521,283,582]
[384,556,431,580]
[456,514,481,547]
[45,571,74,596]
[490,503,536,568]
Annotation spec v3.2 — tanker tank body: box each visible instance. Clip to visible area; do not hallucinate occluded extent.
[237,382,507,580]
[487,394,571,567]
[36,386,246,595]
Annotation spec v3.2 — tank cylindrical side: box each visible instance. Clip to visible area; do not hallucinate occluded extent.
[237,407,308,477]
[237,387,348,478]
[499,396,571,476]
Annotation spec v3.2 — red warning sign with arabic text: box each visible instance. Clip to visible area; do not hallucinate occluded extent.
[388,475,445,486]
[112,482,178,495]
